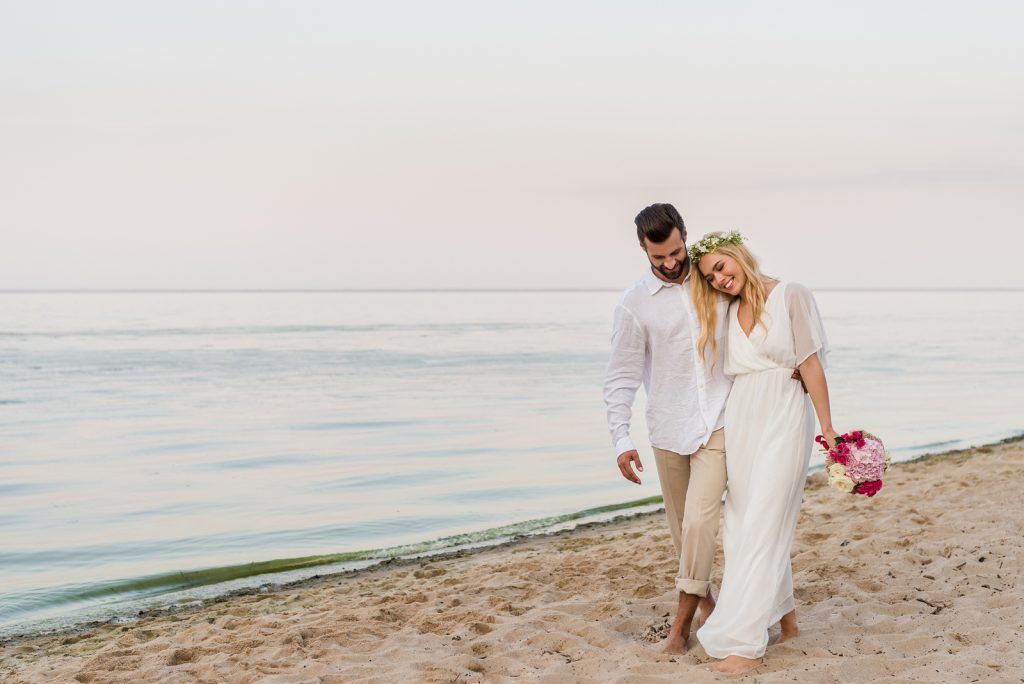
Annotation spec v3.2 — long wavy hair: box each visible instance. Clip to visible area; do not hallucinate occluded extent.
[690,235,769,369]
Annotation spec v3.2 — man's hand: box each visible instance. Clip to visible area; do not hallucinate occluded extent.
[791,369,807,393]
[617,449,644,484]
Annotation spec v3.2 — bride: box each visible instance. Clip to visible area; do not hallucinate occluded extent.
[688,231,838,674]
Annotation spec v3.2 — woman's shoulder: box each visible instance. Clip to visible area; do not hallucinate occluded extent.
[778,281,823,316]
[777,280,813,300]
[778,282,811,294]
[762,279,797,306]
[762,278,784,297]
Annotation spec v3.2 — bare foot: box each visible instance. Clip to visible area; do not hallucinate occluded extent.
[772,609,799,645]
[694,594,716,629]
[660,591,703,655]
[712,655,764,674]
[661,629,689,655]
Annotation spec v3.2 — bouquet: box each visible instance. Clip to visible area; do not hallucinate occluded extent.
[815,430,891,497]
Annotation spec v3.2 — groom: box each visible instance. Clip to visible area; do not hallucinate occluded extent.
[603,203,732,654]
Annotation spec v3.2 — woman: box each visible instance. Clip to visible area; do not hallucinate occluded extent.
[689,231,838,674]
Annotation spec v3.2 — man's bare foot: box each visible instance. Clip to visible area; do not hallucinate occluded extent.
[694,594,716,629]
[660,591,703,654]
[661,629,689,655]
[712,655,763,674]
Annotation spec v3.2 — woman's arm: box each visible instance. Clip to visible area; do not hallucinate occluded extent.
[797,352,839,448]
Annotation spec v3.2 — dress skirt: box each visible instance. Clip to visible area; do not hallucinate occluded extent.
[696,367,814,659]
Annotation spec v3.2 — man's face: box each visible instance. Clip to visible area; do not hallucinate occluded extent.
[642,228,689,281]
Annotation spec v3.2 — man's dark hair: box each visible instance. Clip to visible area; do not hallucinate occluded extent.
[635,203,685,245]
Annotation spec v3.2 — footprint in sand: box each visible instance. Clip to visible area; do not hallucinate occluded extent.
[165,648,197,666]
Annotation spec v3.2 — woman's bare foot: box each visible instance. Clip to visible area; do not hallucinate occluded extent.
[713,655,764,674]
[773,609,799,645]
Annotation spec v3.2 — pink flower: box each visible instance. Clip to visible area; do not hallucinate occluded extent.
[856,439,866,448]
[843,437,887,483]
[855,480,882,497]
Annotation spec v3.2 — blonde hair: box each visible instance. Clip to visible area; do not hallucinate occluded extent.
[690,234,769,368]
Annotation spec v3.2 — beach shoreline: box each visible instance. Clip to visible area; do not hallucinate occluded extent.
[4,434,1018,645]
[3,436,1022,682]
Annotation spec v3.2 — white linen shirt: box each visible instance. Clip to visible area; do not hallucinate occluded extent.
[603,267,732,457]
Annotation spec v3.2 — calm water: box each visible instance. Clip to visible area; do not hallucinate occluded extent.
[1,290,1021,635]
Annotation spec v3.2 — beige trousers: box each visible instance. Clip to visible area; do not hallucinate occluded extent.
[652,428,727,596]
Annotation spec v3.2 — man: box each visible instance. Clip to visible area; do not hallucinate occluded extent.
[603,203,731,654]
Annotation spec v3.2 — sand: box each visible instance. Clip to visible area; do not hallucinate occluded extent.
[2,440,1022,683]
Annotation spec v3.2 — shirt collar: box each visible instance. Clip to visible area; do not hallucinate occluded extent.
[643,266,690,295]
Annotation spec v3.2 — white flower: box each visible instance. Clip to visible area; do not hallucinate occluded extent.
[829,475,856,493]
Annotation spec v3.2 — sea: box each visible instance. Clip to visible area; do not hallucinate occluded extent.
[1,289,1021,637]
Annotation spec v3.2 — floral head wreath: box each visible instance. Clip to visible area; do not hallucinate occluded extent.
[688,230,745,265]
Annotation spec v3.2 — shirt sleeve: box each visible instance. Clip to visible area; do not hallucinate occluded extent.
[603,303,645,455]
[786,283,830,369]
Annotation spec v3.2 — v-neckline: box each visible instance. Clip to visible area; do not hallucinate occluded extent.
[735,282,783,339]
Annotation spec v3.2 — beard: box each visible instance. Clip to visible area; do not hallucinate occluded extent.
[656,256,689,280]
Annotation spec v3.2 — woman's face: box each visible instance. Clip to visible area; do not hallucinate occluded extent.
[698,252,746,296]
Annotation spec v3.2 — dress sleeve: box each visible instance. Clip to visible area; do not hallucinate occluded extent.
[785,283,830,369]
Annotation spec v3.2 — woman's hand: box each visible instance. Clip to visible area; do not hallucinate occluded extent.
[821,428,841,450]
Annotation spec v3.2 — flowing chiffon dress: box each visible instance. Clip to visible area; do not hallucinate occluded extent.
[696,281,829,660]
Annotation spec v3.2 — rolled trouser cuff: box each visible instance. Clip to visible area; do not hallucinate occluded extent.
[676,577,711,596]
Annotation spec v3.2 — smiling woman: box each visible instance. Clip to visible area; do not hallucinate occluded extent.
[686,233,837,673]
[689,231,772,369]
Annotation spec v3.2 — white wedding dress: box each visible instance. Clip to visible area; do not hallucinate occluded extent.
[696,281,829,660]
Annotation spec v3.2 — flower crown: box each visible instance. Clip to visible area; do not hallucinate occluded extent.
[687,230,745,264]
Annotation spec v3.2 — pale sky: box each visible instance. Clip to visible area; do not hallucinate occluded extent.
[2,1,1022,290]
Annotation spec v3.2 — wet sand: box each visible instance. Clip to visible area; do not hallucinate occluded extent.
[2,439,1022,683]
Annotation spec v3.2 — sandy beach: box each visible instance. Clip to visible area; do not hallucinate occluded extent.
[2,439,1022,683]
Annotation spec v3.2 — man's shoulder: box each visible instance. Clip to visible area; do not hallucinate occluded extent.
[615,277,651,311]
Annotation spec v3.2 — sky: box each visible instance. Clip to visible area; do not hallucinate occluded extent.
[1,1,1022,290]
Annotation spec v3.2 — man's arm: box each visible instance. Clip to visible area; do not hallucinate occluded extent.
[603,304,646,484]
